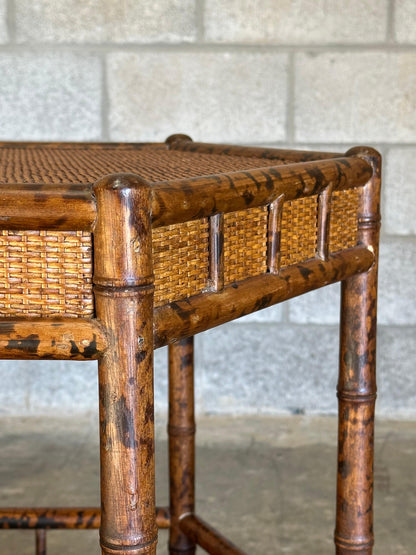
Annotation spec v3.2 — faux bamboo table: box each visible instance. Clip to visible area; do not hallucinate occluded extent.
[0,135,381,554]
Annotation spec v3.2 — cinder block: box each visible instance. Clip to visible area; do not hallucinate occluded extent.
[377,326,416,418]
[15,0,196,43]
[154,346,168,413]
[0,348,168,416]
[204,0,388,44]
[0,53,102,141]
[233,304,284,324]
[378,237,416,325]
[384,148,416,234]
[107,51,288,143]
[294,52,416,143]
[289,283,340,324]
[0,0,7,43]
[0,363,29,415]
[200,323,339,414]
[3,326,414,418]
[199,322,416,418]
[394,0,416,43]
[0,346,186,417]
[27,361,98,414]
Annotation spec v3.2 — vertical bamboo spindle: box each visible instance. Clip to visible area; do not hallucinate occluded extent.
[168,337,196,555]
[93,174,157,555]
[317,184,334,261]
[335,148,381,554]
[267,195,284,274]
[209,213,225,291]
[36,529,47,555]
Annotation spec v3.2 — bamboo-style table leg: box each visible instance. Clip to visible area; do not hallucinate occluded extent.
[93,174,158,555]
[36,529,46,555]
[335,148,381,554]
[168,337,196,555]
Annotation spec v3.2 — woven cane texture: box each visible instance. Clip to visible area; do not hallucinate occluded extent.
[0,230,93,317]
[0,146,290,185]
[280,196,319,268]
[329,189,360,253]
[223,207,268,285]
[0,145,289,317]
[0,189,360,316]
[152,219,210,307]
[0,144,361,315]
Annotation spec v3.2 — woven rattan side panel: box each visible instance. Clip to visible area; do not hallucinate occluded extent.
[0,230,93,317]
[329,189,360,253]
[0,190,360,317]
[152,219,210,307]
[223,207,268,285]
[280,196,319,268]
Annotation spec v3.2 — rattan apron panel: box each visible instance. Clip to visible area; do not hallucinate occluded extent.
[329,188,360,253]
[152,219,210,308]
[280,196,319,268]
[0,146,360,317]
[0,230,93,317]
[223,206,269,285]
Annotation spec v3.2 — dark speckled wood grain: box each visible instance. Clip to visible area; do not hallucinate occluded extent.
[0,137,380,555]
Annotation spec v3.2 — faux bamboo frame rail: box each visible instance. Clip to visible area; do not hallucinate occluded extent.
[0,136,381,555]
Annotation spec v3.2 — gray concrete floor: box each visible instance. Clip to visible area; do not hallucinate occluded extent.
[0,415,415,554]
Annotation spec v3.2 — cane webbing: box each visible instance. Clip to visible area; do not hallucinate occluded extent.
[223,207,268,285]
[0,230,93,317]
[280,196,319,268]
[0,144,286,317]
[0,189,360,316]
[0,146,289,185]
[0,144,361,316]
[152,219,210,308]
[329,188,360,253]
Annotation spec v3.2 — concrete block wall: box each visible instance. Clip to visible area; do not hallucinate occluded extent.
[0,1,415,418]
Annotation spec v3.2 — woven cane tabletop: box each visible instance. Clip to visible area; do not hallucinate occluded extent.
[0,143,290,185]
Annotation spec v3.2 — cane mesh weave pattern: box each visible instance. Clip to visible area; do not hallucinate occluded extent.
[0,190,360,316]
[329,189,360,253]
[0,230,93,317]
[0,144,361,315]
[0,144,289,317]
[153,219,210,307]
[223,207,268,285]
[0,146,290,185]
[280,196,319,268]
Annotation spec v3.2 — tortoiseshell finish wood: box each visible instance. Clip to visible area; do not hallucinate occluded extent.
[93,174,157,555]
[267,195,285,273]
[153,248,374,348]
[0,507,170,530]
[208,213,225,291]
[335,148,381,555]
[179,514,247,555]
[0,137,381,555]
[317,184,334,261]
[150,155,371,228]
[0,183,96,231]
[168,338,196,555]
[166,133,341,162]
[0,318,107,359]
[36,529,46,555]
